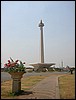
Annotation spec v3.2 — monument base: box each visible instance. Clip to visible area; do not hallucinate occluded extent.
[30,63,55,71]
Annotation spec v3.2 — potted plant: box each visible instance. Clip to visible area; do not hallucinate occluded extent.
[4,57,26,94]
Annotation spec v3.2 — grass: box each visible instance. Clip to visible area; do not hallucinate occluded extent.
[1,80,12,98]
[58,73,75,99]
[21,75,47,90]
[1,73,75,99]
[1,75,47,99]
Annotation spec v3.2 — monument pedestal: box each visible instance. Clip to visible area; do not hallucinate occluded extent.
[30,63,55,71]
[9,72,24,93]
[30,20,55,71]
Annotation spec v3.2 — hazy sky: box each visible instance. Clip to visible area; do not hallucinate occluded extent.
[1,1,75,67]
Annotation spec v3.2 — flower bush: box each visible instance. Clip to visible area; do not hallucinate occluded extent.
[4,57,26,73]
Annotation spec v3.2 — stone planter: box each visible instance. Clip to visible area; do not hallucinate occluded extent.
[9,72,25,93]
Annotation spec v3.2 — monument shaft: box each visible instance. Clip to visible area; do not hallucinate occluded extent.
[39,20,44,63]
[41,27,44,63]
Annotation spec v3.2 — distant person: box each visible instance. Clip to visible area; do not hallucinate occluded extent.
[33,68,34,71]
[70,68,73,74]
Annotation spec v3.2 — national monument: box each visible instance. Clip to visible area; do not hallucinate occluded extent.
[30,20,55,71]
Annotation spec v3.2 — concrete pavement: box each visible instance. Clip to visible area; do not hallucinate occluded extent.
[15,74,65,99]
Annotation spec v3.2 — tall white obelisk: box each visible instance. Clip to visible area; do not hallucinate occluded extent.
[30,20,55,71]
[39,20,44,63]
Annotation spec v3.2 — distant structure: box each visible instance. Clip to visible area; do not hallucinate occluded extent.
[30,20,55,71]
[61,60,63,68]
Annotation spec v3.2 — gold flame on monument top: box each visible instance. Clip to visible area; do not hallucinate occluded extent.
[39,20,44,27]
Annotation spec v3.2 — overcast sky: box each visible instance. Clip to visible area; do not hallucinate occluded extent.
[1,1,75,67]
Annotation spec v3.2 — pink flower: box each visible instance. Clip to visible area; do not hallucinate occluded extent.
[15,60,19,63]
[4,58,26,72]
[8,60,10,63]
[10,62,16,67]
[4,64,8,67]
[7,63,11,67]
